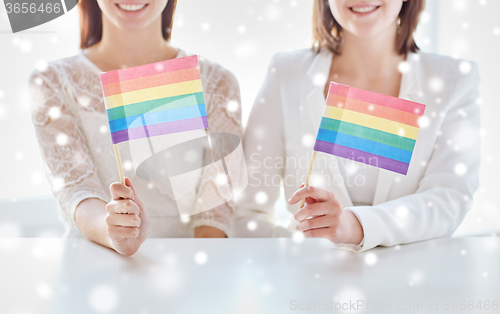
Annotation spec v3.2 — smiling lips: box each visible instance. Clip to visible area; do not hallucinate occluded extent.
[116,3,148,11]
[350,5,380,14]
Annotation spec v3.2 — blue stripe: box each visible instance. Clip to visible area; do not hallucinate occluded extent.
[316,128,412,163]
[109,104,207,133]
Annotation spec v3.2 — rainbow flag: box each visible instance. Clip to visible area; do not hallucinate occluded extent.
[314,82,426,175]
[99,55,208,144]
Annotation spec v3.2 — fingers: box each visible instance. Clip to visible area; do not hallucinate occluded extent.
[107,225,140,241]
[296,215,338,232]
[110,179,134,201]
[105,213,141,228]
[303,227,335,239]
[294,202,333,222]
[106,199,140,215]
[125,177,144,208]
[288,185,336,205]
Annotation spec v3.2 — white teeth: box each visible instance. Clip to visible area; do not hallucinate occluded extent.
[351,6,377,13]
[117,3,146,11]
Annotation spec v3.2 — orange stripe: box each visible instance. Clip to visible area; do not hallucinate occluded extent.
[102,67,201,97]
[326,95,420,128]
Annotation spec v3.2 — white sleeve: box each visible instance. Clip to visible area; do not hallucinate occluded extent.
[337,63,481,252]
[232,55,289,237]
[28,66,109,235]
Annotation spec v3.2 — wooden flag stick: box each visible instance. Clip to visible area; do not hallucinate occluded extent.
[113,144,125,185]
[298,150,317,209]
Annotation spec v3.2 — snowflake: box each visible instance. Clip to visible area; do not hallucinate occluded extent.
[418,116,430,128]
[226,100,239,112]
[459,61,472,74]
[292,230,304,243]
[35,60,48,72]
[52,177,65,191]
[215,173,228,186]
[247,220,257,231]
[313,73,326,86]
[19,40,33,53]
[255,191,268,204]
[89,285,118,313]
[48,107,61,119]
[398,61,411,74]
[301,133,315,147]
[194,251,208,265]
[237,25,247,34]
[396,206,409,218]
[454,163,467,176]
[120,160,132,171]
[15,152,24,160]
[428,77,444,92]
[453,0,467,11]
[35,283,53,300]
[364,252,377,266]
[31,172,44,185]
[201,22,211,32]
[420,11,431,24]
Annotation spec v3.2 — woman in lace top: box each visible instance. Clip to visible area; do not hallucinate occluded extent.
[28,0,242,255]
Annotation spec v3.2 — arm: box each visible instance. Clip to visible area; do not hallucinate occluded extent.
[28,66,147,255]
[75,198,112,247]
[28,65,109,237]
[287,62,481,251]
[339,62,482,252]
[75,178,149,256]
[191,67,243,237]
[232,55,288,237]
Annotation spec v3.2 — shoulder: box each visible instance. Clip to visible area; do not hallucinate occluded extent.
[181,50,240,91]
[28,54,86,88]
[267,48,320,73]
[414,51,479,81]
[414,51,480,102]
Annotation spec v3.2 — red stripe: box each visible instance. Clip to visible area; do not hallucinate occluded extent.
[102,68,201,97]
[326,94,421,127]
[328,82,426,116]
[99,55,199,86]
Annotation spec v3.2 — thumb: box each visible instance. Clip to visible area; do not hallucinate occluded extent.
[124,177,144,207]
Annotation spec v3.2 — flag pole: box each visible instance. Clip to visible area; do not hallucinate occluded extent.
[113,144,125,185]
[298,150,317,209]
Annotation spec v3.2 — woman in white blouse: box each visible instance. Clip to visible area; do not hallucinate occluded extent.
[28,0,242,255]
[235,0,481,252]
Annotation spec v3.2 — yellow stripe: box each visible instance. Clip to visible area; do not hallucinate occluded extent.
[104,80,203,109]
[323,106,419,140]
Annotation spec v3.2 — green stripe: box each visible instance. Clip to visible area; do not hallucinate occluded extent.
[319,117,416,152]
[106,92,205,121]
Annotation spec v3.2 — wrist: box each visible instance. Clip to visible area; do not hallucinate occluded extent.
[342,210,364,245]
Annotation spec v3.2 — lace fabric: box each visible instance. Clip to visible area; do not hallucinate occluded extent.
[28,49,242,237]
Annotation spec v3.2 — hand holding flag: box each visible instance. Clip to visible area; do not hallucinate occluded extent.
[293,82,426,243]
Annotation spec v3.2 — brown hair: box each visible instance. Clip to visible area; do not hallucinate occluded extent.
[78,0,177,49]
[312,0,425,55]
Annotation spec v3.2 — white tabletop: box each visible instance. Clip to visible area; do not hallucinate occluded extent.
[1,237,499,314]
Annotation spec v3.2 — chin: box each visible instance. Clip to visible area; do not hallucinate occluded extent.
[350,27,381,39]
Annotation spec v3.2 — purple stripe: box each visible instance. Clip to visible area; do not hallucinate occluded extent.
[314,140,410,175]
[111,116,208,144]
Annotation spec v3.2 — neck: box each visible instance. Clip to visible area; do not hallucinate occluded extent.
[93,16,177,69]
[332,25,404,80]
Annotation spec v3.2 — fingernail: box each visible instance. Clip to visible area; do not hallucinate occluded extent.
[288,198,292,204]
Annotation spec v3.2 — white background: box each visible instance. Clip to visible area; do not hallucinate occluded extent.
[0,0,498,235]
